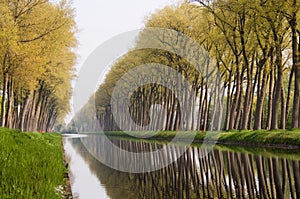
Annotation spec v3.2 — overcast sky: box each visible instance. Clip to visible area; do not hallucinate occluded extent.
[72,0,180,71]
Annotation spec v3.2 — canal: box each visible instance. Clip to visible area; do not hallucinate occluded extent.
[64,134,300,199]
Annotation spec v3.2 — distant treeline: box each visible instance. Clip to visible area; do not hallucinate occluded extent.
[74,0,300,132]
[0,0,77,132]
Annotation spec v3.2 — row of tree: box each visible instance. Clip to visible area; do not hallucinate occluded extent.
[74,0,300,132]
[0,0,77,132]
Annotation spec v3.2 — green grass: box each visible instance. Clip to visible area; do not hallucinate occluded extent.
[218,129,300,146]
[91,129,300,147]
[0,128,66,199]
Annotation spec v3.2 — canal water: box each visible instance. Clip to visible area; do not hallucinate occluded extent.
[63,134,300,199]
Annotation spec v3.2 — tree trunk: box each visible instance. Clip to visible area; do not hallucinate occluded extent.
[271,42,283,129]
[280,82,286,129]
[224,72,231,130]
[254,63,268,130]
[5,76,14,128]
[1,73,8,127]
[292,31,300,128]
[230,63,241,130]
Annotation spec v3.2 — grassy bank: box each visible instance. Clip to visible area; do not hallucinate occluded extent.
[97,129,300,148]
[0,128,67,199]
[217,129,300,147]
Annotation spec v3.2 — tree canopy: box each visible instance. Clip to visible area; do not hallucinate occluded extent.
[75,0,300,132]
[0,0,77,132]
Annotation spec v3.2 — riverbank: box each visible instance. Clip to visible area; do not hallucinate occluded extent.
[0,128,71,198]
[97,129,300,149]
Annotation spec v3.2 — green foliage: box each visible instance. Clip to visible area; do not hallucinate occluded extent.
[0,128,66,198]
[0,0,77,132]
[82,0,300,132]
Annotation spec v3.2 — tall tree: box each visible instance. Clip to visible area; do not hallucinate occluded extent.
[0,0,77,132]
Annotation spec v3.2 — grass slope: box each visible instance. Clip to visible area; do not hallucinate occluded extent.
[0,128,66,199]
[217,129,300,146]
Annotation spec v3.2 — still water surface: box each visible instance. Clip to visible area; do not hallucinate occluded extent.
[63,135,300,199]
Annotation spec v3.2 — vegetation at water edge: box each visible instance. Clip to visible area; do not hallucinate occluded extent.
[98,129,300,147]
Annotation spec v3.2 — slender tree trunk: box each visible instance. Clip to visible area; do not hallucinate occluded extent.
[5,75,14,128]
[271,38,283,129]
[254,67,268,130]
[234,76,243,130]
[203,85,209,131]
[280,82,286,129]
[1,73,8,127]
[241,61,252,129]
[197,78,204,130]
[230,64,241,130]
[286,65,294,125]
[292,31,300,128]
[224,72,231,130]
[267,57,274,130]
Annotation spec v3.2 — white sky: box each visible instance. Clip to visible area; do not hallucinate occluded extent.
[72,0,181,72]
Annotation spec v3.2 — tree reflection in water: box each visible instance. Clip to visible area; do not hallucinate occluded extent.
[66,136,300,199]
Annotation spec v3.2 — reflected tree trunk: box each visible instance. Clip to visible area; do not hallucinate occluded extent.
[293,161,300,199]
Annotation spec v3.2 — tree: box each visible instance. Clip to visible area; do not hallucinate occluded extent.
[0,0,77,132]
[87,0,299,132]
